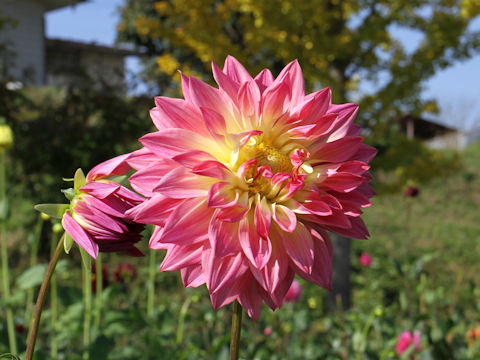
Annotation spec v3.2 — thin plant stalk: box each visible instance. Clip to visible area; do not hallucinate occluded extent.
[147,249,156,319]
[50,230,59,359]
[176,295,192,345]
[229,301,243,360]
[0,150,17,355]
[25,214,45,321]
[93,254,103,329]
[25,237,63,360]
[81,250,92,360]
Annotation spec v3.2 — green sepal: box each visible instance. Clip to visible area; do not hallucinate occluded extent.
[34,204,69,219]
[74,168,87,192]
[109,175,127,185]
[62,177,74,182]
[63,231,74,254]
[61,188,75,201]
[79,247,91,270]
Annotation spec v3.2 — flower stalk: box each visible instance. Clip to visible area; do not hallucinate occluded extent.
[25,237,63,360]
[81,249,92,360]
[229,301,243,360]
[93,254,103,329]
[147,249,156,319]
[50,229,59,359]
[0,149,17,355]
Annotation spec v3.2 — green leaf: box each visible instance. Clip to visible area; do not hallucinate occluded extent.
[16,264,47,290]
[74,168,86,191]
[61,188,75,201]
[34,203,69,219]
[63,231,74,254]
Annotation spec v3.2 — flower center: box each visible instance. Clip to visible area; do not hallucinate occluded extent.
[254,143,292,173]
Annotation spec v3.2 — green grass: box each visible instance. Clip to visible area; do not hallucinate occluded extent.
[360,140,480,285]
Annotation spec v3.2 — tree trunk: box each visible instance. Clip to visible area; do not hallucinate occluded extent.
[327,233,351,310]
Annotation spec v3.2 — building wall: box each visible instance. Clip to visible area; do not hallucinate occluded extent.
[0,0,46,84]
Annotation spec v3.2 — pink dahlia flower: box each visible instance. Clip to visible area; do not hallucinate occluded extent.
[127,56,376,320]
[37,155,145,259]
[284,279,302,303]
[359,252,372,267]
[396,330,421,356]
[114,262,137,283]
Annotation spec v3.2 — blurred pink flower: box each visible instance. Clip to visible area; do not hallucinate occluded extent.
[404,186,420,198]
[114,262,137,283]
[263,327,273,336]
[284,279,302,303]
[359,252,372,267]
[396,330,421,356]
[60,156,145,259]
[127,56,376,320]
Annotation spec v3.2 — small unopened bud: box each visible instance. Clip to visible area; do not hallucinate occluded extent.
[41,213,51,221]
[52,223,63,233]
[0,120,13,151]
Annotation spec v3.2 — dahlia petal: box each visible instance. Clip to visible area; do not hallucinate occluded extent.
[151,97,206,135]
[254,195,271,239]
[159,198,212,245]
[319,172,365,193]
[209,212,242,257]
[281,222,314,274]
[324,216,370,239]
[326,103,359,141]
[80,182,119,199]
[311,136,363,163]
[187,75,234,119]
[300,88,331,122]
[87,153,132,181]
[74,201,127,233]
[261,82,291,124]
[208,252,248,294]
[292,226,333,289]
[212,60,240,101]
[160,242,203,271]
[238,80,260,119]
[127,194,181,226]
[272,59,305,107]
[254,68,274,94]
[223,55,253,84]
[207,182,239,208]
[261,227,289,295]
[154,167,215,198]
[181,264,206,288]
[272,204,297,232]
[191,160,230,180]
[126,148,158,171]
[270,269,295,307]
[140,129,216,158]
[200,107,227,137]
[238,275,264,321]
[62,211,99,259]
[129,159,177,195]
[354,144,378,163]
[239,212,272,269]
[172,150,217,169]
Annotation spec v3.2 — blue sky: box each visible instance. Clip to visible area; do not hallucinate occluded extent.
[45,0,480,130]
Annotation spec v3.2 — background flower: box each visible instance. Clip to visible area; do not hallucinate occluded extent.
[127,56,376,319]
[359,252,372,267]
[396,330,421,356]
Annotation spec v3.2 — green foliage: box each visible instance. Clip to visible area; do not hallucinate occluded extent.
[117,0,480,133]
[0,85,153,203]
[371,137,462,193]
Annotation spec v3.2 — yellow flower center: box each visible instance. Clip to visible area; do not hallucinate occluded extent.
[255,143,292,173]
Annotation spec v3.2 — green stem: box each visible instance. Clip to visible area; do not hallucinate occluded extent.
[0,150,17,355]
[25,214,44,322]
[147,249,156,319]
[229,301,243,360]
[81,250,92,360]
[50,232,58,360]
[25,237,63,360]
[93,254,102,329]
[176,295,192,345]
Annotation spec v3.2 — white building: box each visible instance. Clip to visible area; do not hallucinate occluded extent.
[0,0,133,92]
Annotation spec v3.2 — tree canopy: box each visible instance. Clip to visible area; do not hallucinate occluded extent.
[117,0,480,138]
